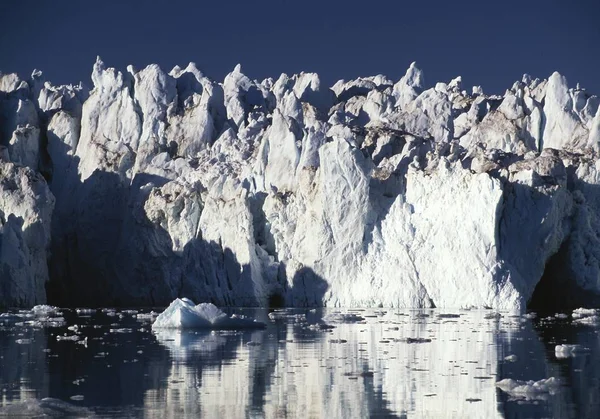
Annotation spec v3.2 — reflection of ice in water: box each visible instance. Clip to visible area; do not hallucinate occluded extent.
[3,306,599,417]
[153,329,227,360]
[0,397,94,417]
[496,377,561,401]
[146,328,266,419]
[147,309,520,418]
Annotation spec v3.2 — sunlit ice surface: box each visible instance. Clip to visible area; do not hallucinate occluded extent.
[0,306,597,418]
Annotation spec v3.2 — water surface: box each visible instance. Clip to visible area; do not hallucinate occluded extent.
[0,307,598,418]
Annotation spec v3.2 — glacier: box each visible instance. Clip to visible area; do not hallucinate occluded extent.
[1,58,600,310]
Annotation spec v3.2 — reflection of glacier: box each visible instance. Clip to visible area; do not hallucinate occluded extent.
[3,308,600,417]
[153,329,227,360]
[145,309,525,418]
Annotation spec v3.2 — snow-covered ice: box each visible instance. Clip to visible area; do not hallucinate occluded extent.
[151,298,266,329]
[2,59,600,310]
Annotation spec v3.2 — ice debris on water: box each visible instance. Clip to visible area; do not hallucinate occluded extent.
[268,311,307,322]
[1,305,68,328]
[152,298,266,329]
[572,308,600,325]
[496,377,561,400]
[31,305,61,317]
[76,308,96,315]
[322,312,366,323]
[109,328,133,333]
[57,334,80,342]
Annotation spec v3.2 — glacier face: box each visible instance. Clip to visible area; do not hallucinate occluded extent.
[0,58,599,310]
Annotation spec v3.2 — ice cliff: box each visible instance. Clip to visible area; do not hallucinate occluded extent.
[1,58,599,310]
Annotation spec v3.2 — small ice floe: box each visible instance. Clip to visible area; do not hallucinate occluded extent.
[504,355,518,362]
[69,395,84,401]
[152,298,266,329]
[32,305,61,317]
[56,334,80,342]
[121,309,138,315]
[268,311,307,323]
[109,328,132,334]
[555,344,587,359]
[572,308,600,325]
[496,377,561,400]
[76,308,96,315]
[322,312,365,323]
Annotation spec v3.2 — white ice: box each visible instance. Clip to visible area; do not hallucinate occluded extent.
[555,344,586,358]
[2,60,600,311]
[495,377,561,400]
[151,298,265,329]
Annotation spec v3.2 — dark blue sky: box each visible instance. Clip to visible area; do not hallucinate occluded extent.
[1,0,598,95]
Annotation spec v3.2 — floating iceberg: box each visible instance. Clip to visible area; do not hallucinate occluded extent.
[555,344,586,358]
[151,298,266,329]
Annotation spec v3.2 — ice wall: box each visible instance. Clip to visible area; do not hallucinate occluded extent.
[1,59,599,309]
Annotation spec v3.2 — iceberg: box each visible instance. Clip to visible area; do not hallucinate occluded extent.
[555,344,586,358]
[151,298,266,329]
[496,377,561,400]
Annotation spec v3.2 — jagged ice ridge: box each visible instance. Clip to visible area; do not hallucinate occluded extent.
[1,57,600,310]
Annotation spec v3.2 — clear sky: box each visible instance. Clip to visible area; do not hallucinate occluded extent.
[1,0,598,95]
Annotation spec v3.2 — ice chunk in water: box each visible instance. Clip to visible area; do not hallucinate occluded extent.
[31,305,61,317]
[571,307,600,325]
[555,344,586,358]
[496,377,561,400]
[152,299,266,329]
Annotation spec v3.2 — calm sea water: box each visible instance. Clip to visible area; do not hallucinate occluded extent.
[0,306,598,418]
